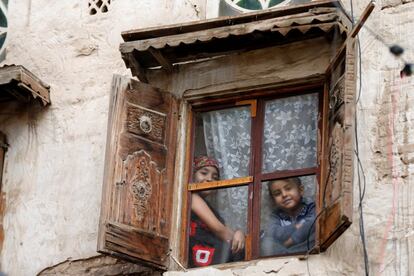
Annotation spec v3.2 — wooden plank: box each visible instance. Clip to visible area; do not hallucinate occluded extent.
[0,132,6,190]
[188,176,253,191]
[156,37,332,100]
[148,47,173,73]
[350,1,376,38]
[341,39,357,220]
[105,222,169,268]
[17,82,49,105]
[261,167,318,182]
[187,76,325,107]
[98,75,130,253]
[0,132,6,255]
[250,99,265,259]
[180,106,194,266]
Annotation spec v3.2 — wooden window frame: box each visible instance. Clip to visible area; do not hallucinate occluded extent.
[182,84,325,266]
[99,39,356,271]
[0,132,7,254]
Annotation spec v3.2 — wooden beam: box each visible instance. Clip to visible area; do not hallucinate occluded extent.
[148,47,173,73]
[325,1,376,75]
[188,176,253,191]
[350,1,376,38]
[17,82,48,106]
[5,87,30,103]
[122,52,148,83]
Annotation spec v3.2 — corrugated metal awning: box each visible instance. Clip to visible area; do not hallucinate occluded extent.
[120,0,352,82]
[0,65,51,106]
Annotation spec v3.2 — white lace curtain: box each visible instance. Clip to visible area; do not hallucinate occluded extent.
[202,93,318,231]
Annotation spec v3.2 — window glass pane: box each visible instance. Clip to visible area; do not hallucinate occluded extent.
[194,106,251,180]
[189,186,248,267]
[217,0,312,17]
[262,93,318,173]
[259,176,316,256]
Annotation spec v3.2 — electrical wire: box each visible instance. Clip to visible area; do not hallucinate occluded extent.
[351,1,370,275]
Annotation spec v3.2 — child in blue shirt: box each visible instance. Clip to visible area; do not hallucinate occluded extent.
[262,177,315,256]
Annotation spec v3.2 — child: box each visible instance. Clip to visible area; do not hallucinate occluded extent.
[189,156,245,267]
[263,177,315,255]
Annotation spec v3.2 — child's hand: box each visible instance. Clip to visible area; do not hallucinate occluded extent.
[231,230,245,253]
[295,223,304,230]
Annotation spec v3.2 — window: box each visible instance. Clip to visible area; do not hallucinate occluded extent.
[223,0,303,12]
[210,0,312,18]
[186,89,321,266]
[99,1,358,271]
[0,0,8,62]
[88,0,113,15]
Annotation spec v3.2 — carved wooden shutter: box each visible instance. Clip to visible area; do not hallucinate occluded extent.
[319,40,356,250]
[98,75,179,269]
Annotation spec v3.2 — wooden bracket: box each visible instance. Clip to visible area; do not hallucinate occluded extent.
[148,47,173,73]
[123,52,148,83]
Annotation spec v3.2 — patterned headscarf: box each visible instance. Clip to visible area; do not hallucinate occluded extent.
[193,156,220,172]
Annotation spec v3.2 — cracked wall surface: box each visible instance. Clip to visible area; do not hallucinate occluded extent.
[0,0,413,276]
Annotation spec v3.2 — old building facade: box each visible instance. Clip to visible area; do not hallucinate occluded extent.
[0,0,413,275]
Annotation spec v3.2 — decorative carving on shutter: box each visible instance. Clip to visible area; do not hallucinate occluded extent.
[126,104,167,144]
[126,150,158,222]
[98,75,178,269]
[319,40,356,250]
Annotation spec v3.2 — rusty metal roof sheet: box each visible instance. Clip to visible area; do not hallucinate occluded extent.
[120,0,352,82]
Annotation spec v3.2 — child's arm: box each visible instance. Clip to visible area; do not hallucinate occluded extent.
[270,206,316,248]
[289,218,315,246]
[269,213,297,245]
[191,193,245,253]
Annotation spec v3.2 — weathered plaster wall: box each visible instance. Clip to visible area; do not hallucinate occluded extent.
[0,0,413,276]
[0,0,203,275]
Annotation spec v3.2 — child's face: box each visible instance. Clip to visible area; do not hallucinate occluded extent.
[194,166,219,183]
[269,180,304,214]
